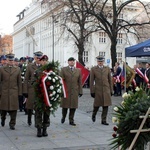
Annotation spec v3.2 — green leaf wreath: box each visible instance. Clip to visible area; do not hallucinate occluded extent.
[110,87,150,150]
[33,61,62,116]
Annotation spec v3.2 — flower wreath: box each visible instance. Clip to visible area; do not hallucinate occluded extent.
[21,63,28,81]
[110,87,150,150]
[33,61,64,115]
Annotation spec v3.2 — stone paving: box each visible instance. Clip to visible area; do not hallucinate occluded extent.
[0,88,128,150]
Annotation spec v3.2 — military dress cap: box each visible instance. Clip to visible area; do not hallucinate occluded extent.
[39,55,48,61]
[20,57,26,62]
[33,51,43,58]
[0,55,7,60]
[14,57,19,62]
[68,57,75,61]
[6,53,15,61]
[96,56,105,62]
[28,57,34,62]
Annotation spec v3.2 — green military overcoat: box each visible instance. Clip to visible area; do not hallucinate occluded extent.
[0,66,22,110]
[90,65,113,106]
[23,63,39,109]
[60,66,83,108]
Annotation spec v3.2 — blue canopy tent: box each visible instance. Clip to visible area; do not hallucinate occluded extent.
[125,39,150,57]
[124,39,150,91]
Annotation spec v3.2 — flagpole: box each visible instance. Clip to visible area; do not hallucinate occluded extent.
[125,58,127,92]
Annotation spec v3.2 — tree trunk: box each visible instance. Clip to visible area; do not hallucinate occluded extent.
[77,44,85,66]
[110,41,117,68]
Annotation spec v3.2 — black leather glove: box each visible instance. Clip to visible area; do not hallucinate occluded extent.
[111,92,113,96]
[91,93,95,98]
[23,93,28,98]
[78,94,83,97]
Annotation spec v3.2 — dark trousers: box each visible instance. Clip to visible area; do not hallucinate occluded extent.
[1,110,17,127]
[116,83,122,95]
[27,109,33,123]
[92,106,108,122]
[19,95,23,111]
[62,108,76,123]
[35,108,50,128]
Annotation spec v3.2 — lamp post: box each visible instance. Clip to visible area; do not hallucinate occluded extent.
[52,15,58,61]
[52,15,54,61]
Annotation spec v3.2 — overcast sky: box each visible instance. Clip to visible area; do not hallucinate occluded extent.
[0,0,149,35]
[0,0,31,34]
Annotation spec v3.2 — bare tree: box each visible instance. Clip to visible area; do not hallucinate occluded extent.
[81,0,150,67]
[60,0,100,65]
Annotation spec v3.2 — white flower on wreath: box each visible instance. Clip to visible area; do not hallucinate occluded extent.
[121,100,125,106]
[21,72,25,75]
[50,107,53,111]
[55,77,58,80]
[24,69,26,72]
[52,72,56,75]
[52,79,56,82]
[49,94,53,97]
[135,86,140,92]
[48,76,51,80]
[122,92,130,99]
[57,89,61,93]
[50,86,54,90]
[52,91,56,95]
[114,107,119,112]
[112,117,118,123]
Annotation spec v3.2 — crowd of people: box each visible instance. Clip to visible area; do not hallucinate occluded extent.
[4,52,149,137]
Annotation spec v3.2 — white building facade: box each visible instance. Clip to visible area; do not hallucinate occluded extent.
[12,0,144,68]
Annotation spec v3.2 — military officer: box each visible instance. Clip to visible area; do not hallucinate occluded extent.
[34,55,50,137]
[0,53,22,130]
[90,56,113,125]
[60,57,83,126]
[23,51,43,126]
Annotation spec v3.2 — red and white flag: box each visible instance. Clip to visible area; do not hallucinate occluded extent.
[75,61,90,86]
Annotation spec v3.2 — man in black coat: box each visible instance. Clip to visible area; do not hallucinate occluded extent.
[113,62,122,96]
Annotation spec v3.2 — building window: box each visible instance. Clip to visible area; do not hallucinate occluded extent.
[99,52,105,57]
[117,33,123,44]
[117,52,122,62]
[99,32,106,43]
[83,51,88,62]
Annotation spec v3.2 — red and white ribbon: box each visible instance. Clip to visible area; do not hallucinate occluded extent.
[42,71,52,107]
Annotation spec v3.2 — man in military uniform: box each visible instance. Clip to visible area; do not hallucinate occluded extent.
[60,57,83,126]
[0,55,7,67]
[0,53,22,130]
[90,56,113,125]
[34,55,50,137]
[23,51,43,126]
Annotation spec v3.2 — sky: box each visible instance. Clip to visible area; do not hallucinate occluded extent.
[0,0,31,34]
[0,0,149,35]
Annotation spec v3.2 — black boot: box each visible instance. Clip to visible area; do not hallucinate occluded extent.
[42,128,48,136]
[37,128,42,137]
[27,115,32,126]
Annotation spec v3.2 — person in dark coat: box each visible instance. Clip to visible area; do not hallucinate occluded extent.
[60,57,83,126]
[23,51,43,126]
[90,56,113,125]
[0,53,22,130]
[135,62,145,87]
[113,62,122,96]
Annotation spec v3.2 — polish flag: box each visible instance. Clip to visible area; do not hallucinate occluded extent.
[75,61,90,86]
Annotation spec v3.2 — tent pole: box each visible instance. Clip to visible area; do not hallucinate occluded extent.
[125,58,127,92]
